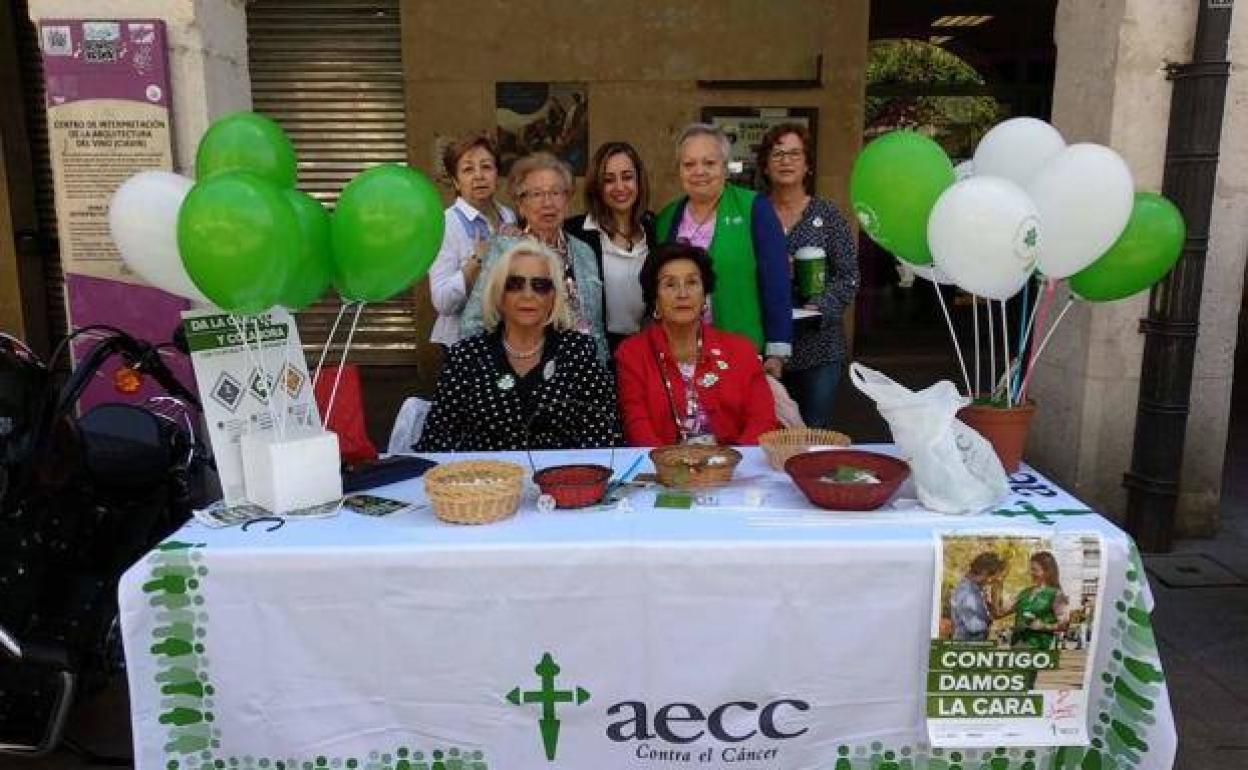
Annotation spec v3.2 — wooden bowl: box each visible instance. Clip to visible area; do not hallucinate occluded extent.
[784,450,909,511]
[533,464,611,509]
[649,445,743,490]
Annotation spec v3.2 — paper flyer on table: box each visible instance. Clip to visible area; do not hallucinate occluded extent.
[927,531,1106,748]
[182,308,321,505]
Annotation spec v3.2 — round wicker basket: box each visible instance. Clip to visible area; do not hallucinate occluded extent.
[423,460,525,525]
[758,428,852,471]
[649,445,743,489]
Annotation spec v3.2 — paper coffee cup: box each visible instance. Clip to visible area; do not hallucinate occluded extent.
[794,247,826,299]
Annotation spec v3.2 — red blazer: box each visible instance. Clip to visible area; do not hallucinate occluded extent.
[615,322,778,446]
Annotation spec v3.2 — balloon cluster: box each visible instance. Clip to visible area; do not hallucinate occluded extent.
[850,118,1185,303]
[108,111,445,315]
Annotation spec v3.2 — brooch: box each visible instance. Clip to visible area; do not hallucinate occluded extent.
[699,372,719,388]
[543,360,556,380]
[813,216,824,228]
[497,374,515,391]
[716,360,729,371]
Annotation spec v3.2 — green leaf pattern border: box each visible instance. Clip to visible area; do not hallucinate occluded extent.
[142,542,1165,770]
[142,541,489,770]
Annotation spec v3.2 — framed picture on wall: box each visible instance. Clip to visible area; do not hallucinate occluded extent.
[496,82,589,176]
[700,106,818,188]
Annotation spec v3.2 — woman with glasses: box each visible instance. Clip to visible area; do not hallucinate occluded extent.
[461,152,608,363]
[757,123,859,428]
[615,242,778,446]
[564,142,656,354]
[655,123,792,381]
[417,242,617,451]
[428,134,517,347]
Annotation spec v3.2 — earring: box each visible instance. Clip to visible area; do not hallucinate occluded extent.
[652,308,661,320]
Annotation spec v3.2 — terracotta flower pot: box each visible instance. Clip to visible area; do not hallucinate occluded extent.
[957,401,1036,473]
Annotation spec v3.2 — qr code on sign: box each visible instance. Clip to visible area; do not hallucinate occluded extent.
[41,25,71,55]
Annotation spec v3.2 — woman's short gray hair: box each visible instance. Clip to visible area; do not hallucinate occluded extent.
[480,241,574,332]
[676,123,731,164]
[507,151,574,202]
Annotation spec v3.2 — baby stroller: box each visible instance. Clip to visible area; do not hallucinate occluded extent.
[0,327,212,758]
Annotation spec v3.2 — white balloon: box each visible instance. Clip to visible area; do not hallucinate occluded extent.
[108,171,209,303]
[953,160,976,182]
[1026,143,1134,278]
[911,262,956,285]
[928,176,1041,301]
[973,117,1065,187]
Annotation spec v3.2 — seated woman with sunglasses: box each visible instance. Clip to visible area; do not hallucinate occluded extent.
[416,242,618,452]
[615,242,778,446]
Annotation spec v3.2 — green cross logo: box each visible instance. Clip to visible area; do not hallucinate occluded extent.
[506,652,589,761]
[992,501,1093,525]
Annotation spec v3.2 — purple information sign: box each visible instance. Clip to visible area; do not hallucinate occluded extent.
[38,19,189,411]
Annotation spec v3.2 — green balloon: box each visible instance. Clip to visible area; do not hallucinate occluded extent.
[331,164,445,302]
[195,112,298,188]
[850,130,955,266]
[1069,192,1185,303]
[279,190,333,310]
[178,172,299,314]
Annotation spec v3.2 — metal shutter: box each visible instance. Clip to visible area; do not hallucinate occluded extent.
[248,0,421,365]
[13,0,67,344]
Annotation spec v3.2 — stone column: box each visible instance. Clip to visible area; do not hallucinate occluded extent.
[28,0,251,176]
[1033,0,1245,535]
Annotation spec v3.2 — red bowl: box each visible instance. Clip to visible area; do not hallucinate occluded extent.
[533,464,612,509]
[783,450,910,511]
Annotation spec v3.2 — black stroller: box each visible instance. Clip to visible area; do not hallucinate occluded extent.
[0,327,213,759]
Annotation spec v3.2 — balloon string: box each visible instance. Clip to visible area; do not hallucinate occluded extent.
[972,297,981,397]
[324,302,365,429]
[987,293,996,403]
[1018,297,1076,403]
[254,315,290,440]
[1014,279,1031,400]
[312,301,351,394]
[228,314,279,434]
[1013,282,1045,400]
[1000,300,1012,407]
[931,280,972,397]
[1021,278,1059,401]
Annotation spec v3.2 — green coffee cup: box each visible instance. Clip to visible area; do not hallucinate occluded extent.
[794,246,826,300]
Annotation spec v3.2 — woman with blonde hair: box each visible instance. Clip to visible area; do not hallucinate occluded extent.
[417,242,617,451]
[461,152,608,363]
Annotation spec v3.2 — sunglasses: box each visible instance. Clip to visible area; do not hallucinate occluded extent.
[504,275,556,295]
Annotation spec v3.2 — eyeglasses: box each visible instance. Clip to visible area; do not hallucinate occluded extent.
[769,148,805,162]
[504,275,556,295]
[521,188,567,203]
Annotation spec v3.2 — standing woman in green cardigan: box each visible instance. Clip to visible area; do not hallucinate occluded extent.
[656,123,793,379]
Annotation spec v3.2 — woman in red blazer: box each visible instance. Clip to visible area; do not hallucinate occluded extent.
[616,242,778,446]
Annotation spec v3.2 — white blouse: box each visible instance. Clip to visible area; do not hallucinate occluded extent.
[584,214,648,336]
[427,197,516,346]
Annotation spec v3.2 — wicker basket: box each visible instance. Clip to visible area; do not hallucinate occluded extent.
[649,445,743,489]
[423,460,525,525]
[758,428,852,471]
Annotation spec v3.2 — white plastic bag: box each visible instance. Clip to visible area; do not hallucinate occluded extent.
[849,363,1008,514]
[766,374,806,429]
[387,397,431,455]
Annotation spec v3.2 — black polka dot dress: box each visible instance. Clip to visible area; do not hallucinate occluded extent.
[415,328,619,452]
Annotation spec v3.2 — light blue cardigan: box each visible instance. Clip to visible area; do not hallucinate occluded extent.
[459,234,609,365]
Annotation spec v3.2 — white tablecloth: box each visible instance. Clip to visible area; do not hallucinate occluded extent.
[120,446,1175,770]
